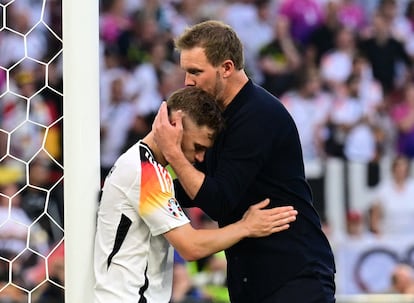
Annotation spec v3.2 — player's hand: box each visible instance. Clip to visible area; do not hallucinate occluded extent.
[153,102,183,159]
[241,199,297,237]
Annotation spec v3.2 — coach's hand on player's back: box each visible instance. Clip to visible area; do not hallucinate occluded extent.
[241,199,297,237]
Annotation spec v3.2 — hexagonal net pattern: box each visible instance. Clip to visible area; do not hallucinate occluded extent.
[0,0,64,302]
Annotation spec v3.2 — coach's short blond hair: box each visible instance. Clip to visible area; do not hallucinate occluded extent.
[175,20,244,70]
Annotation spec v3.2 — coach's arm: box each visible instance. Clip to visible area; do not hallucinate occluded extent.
[164,199,297,261]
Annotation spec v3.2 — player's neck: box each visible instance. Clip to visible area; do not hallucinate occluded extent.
[142,132,168,167]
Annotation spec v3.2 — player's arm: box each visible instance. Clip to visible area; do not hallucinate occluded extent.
[152,101,205,199]
[164,199,297,261]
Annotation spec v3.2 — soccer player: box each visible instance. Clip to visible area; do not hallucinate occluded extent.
[93,86,298,303]
[153,20,336,302]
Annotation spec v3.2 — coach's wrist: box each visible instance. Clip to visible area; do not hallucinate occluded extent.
[164,147,185,166]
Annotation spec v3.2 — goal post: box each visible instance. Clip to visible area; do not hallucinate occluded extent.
[62,0,100,302]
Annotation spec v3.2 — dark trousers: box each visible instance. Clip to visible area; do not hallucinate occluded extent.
[261,270,335,303]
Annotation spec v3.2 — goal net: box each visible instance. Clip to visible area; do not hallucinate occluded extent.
[0,0,99,302]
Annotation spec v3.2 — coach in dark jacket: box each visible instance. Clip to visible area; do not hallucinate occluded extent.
[153,20,336,303]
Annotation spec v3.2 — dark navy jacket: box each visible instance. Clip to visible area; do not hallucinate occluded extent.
[175,80,335,302]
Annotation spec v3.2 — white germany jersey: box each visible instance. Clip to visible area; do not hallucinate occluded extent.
[94,141,190,303]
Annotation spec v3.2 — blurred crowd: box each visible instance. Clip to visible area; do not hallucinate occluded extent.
[0,0,64,302]
[1,0,414,301]
[97,0,414,299]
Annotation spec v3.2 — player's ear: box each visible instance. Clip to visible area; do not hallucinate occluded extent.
[169,109,183,126]
[166,104,171,117]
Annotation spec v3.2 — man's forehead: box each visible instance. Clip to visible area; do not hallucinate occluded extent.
[181,48,208,63]
[183,123,214,143]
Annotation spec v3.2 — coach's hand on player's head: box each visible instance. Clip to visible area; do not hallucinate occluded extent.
[241,199,297,237]
[153,101,184,159]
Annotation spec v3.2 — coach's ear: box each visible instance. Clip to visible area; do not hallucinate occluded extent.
[222,59,234,78]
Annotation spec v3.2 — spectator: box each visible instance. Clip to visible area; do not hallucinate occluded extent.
[394,0,414,60]
[357,12,412,97]
[278,0,324,47]
[121,62,184,153]
[344,210,365,238]
[28,241,65,303]
[390,263,414,294]
[0,181,49,258]
[368,155,414,236]
[390,81,414,159]
[325,74,376,162]
[171,250,213,303]
[187,214,229,303]
[125,39,174,116]
[163,0,204,37]
[307,1,343,67]
[320,26,358,92]
[2,70,54,162]
[100,76,135,180]
[99,0,131,46]
[348,53,396,164]
[223,0,273,83]
[0,5,46,71]
[331,209,374,243]
[341,75,378,163]
[38,57,64,164]
[0,180,50,303]
[258,15,302,97]
[280,67,332,223]
[121,113,155,153]
[116,9,164,70]
[99,44,128,108]
[404,1,414,46]
[349,53,384,119]
[20,154,64,246]
[336,0,367,31]
[376,0,412,43]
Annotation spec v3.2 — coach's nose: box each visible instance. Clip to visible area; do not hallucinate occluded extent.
[184,73,196,86]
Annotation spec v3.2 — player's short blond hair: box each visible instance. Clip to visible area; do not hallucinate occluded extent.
[167,87,225,140]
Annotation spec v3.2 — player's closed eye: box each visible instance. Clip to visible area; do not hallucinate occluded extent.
[194,144,207,153]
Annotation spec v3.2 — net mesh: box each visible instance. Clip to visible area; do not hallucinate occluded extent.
[0,0,64,302]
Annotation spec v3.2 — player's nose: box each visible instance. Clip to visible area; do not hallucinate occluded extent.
[194,151,205,163]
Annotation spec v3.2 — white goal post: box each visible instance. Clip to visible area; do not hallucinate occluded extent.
[62,0,100,302]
